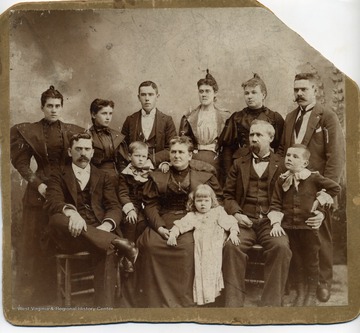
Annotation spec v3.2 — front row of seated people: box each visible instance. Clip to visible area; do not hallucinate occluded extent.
[44,127,336,308]
[11,71,344,307]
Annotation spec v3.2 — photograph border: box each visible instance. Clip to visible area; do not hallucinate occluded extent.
[1,0,359,327]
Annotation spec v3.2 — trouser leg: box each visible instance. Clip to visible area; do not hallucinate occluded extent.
[222,227,256,307]
[318,213,333,286]
[257,222,292,306]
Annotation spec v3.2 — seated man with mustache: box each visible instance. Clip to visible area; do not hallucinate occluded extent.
[45,133,138,307]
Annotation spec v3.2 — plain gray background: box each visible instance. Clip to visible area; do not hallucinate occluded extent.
[1,0,359,332]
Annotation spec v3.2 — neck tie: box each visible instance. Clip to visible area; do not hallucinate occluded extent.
[294,108,312,136]
[254,155,270,164]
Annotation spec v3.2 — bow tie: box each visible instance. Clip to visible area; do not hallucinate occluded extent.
[253,155,270,164]
[280,169,312,192]
[129,165,151,182]
[96,127,111,135]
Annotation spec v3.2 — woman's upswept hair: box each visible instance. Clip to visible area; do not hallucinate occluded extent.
[41,85,63,107]
[241,73,267,98]
[186,184,219,212]
[197,69,219,93]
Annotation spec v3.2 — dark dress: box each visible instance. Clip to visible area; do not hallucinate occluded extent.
[133,167,223,307]
[10,119,83,306]
[219,106,284,176]
[89,125,128,185]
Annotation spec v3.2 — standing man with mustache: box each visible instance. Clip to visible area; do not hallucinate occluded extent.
[278,73,345,302]
[45,133,138,307]
[222,120,292,307]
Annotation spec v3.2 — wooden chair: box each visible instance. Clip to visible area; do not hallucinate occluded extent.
[55,251,121,307]
[245,244,265,285]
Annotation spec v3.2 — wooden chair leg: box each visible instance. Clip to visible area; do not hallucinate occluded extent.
[64,258,72,307]
[56,257,63,306]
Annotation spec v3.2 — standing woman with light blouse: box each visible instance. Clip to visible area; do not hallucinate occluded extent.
[10,86,84,306]
[179,70,230,183]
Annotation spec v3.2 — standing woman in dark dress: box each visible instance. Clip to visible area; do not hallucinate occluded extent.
[179,70,230,182]
[10,86,84,306]
[219,73,284,176]
[135,136,223,307]
[88,98,129,186]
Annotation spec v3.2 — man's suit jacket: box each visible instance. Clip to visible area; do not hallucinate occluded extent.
[120,108,177,164]
[45,164,122,227]
[10,120,84,206]
[278,104,345,183]
[223,152,284,216]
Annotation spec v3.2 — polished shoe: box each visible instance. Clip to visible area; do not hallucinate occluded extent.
[112,238,139,265]
[316,283,331,302]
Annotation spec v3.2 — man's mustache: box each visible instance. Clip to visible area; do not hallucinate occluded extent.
[77,156,90,162]
[295,96,305,102]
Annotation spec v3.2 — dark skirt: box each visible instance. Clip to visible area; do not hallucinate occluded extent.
[134,212,195,307]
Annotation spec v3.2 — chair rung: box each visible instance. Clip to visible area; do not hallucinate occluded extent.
[71,288,95,296]
[71,275,94,282]
[245,278,264,284]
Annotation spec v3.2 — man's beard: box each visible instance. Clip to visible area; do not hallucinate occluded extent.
[249,143,260,155]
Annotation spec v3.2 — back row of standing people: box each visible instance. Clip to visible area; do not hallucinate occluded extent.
[10,70,345,307]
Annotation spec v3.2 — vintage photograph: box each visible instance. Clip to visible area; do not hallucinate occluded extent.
[1,0,358,328]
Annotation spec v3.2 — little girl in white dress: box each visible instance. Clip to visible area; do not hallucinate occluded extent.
[167,184,240,305]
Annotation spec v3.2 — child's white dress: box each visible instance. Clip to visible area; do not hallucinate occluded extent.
[173,206,239,305]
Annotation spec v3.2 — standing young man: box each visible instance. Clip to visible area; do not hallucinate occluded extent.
[121,81,177,166]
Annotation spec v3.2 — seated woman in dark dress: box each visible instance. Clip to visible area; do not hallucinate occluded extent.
[134,136,223,307]
[88,98,128,186]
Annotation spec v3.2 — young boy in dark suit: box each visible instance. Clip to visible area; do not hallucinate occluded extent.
[269,144,340,306]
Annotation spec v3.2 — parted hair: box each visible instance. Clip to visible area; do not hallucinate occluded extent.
[138,81,158,94]
[128,141,149,154]
[169,136,194,152]
[294,72,317,83]
[288,144,311,161]
[186,184,219,212]
[69,132,93,148]
[90,98,115,124]
[41,85,63,107]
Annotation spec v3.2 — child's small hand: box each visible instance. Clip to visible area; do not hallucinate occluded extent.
[228,232,240,246]
[270,223,285,237]
[126,210,138,224]
[167,235,177,246]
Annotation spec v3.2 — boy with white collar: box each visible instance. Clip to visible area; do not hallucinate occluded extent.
[268,144,340,307]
